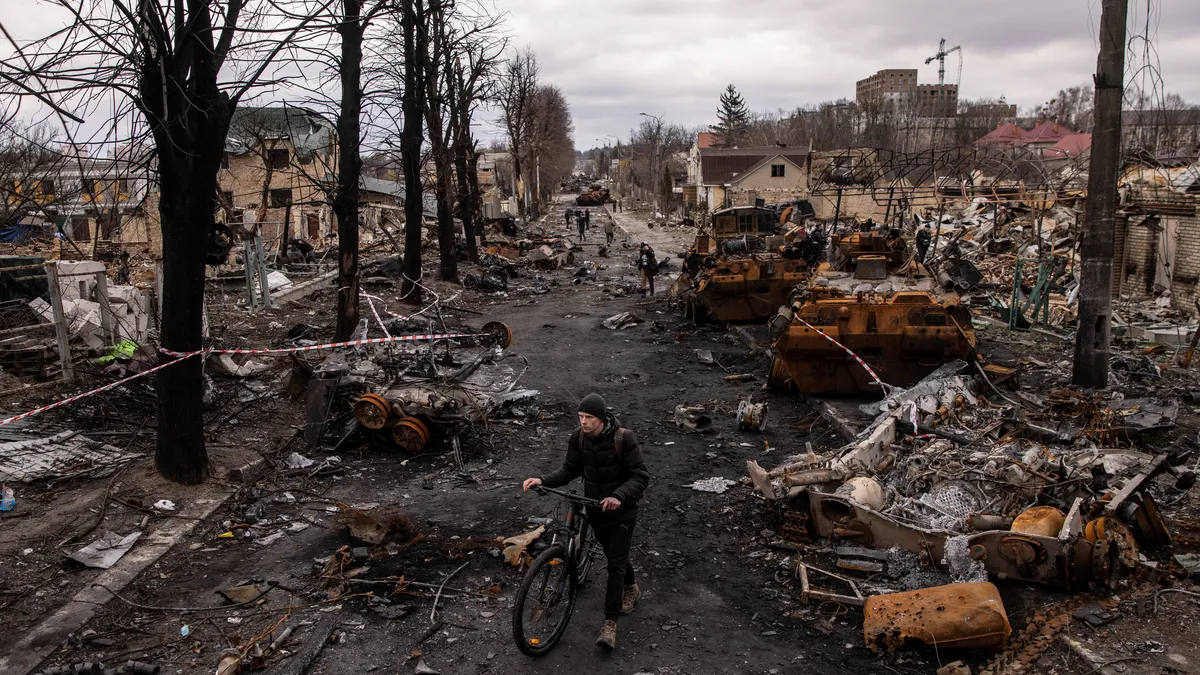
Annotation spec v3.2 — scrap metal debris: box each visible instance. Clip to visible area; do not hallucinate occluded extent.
[68,531,142,569]
[684,477,737,494]
[500,525,544,567]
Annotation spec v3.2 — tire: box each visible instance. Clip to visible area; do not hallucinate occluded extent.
[512,544,574,657]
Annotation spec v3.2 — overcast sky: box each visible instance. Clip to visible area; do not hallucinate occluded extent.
[493,0,1200,151]
[5,0,1198,153]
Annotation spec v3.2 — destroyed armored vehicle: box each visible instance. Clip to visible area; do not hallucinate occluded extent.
[575,184,610,206]
[675,205,823,323]
[768,229,976,395]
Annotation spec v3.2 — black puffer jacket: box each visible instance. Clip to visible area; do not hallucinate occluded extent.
[541,414,650,523]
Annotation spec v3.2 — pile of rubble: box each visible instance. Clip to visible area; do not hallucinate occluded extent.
[747,359,1195,662]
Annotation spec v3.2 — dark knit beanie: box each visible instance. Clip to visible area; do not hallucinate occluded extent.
[578,393,607,420]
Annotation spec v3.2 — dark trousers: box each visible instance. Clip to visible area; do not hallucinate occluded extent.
[578,223,586,240]
[606,231,614,244]
[589,516,636,620]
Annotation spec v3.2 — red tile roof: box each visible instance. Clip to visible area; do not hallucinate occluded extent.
[1022,121,1078,145]
[698,132,719,149]
[1045,133,1092,159]
[975,122,1027,148]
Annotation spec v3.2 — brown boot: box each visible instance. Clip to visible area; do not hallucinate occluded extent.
[620,583,640,615]
[596,619,617,650]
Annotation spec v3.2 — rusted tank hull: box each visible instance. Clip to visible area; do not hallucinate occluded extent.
[692,258,808,323]
[863,582,1012,652]
[773,293,975,395]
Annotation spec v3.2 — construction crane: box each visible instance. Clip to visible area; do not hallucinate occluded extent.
[925,38,962,86]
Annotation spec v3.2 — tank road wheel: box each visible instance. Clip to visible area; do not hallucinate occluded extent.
[392,416,431,452]
[354,393,393,430]
[482,321,514,349]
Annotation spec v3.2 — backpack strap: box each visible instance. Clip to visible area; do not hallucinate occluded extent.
[613,428,625,456]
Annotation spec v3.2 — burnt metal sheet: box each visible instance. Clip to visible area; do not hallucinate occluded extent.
[0,430,141,482]
[863,582,1012,652]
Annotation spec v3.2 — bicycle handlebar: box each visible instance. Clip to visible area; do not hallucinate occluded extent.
[533,484,602,507]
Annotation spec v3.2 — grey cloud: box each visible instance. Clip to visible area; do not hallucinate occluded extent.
[501,0,1200,148]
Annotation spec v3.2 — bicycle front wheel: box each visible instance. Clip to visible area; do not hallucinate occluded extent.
[512,543,575,656]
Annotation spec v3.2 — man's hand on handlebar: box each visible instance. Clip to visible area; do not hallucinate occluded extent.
[600,497,621,512]
[522,477,543,492]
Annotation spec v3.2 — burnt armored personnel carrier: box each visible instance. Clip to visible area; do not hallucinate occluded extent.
[676,205,823,322]
[767,228,976,395]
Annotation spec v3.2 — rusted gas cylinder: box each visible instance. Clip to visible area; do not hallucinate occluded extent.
[1010,506,1066,537]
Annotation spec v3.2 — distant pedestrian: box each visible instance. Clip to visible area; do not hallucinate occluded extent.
[916,224,932,262]
[584,209,591,228]
[636,242,658,296]
[564,208,573,226]
[604,217,615,245]
[577,212,587,241]
[618,199,623,213]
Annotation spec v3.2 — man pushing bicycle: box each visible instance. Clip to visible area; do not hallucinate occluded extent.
[523,393,650,650]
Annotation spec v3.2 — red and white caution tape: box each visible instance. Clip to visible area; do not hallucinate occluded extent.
[0,331,486,428]
[360,291,410,323]
[906,401,938,441]
[361,292,393,338]
[158,332,482,357]
[793,316,891,392]
[0,352,202,427]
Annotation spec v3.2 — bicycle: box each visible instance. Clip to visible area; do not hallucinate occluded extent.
[512,485,602,656]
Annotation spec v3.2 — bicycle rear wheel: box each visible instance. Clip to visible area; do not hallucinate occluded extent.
[512,544,575,656]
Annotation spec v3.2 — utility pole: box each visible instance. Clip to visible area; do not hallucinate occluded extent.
[1072,0,1127,388]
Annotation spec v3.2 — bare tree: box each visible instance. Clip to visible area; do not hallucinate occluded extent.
[3,1,321,483]
[497,46,538,223]
[524,84,574,213]
[446,20,505,263]
[0,120,72,228]
[397,0,430,302]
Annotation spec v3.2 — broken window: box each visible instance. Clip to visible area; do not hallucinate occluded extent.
[269,148,290,170]
[771,164,786,178]
[40,179,55,197]
[219,190,234,210]
[221,152,230,170]
[270,188,293,208]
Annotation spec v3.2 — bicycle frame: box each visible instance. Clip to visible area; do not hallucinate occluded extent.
[536,486,598,582]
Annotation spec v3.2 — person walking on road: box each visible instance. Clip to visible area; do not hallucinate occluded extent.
[523,393,649,651]
[637,242,658,296]
[564,208,573,226]
[576,211,587,241]
[584,209,591,229]
[604,216,615,245]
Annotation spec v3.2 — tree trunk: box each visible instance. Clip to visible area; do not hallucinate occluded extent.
[434,157,457,281]
[466,142,482,226]
[279,199,292,260]
[1072,0,1127,388]
[399,0,426,303]
[454,137,477,261]
[333,0,363,341]
[155,163,216,484]
[140,26,233,484]
[512,152,525,223]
